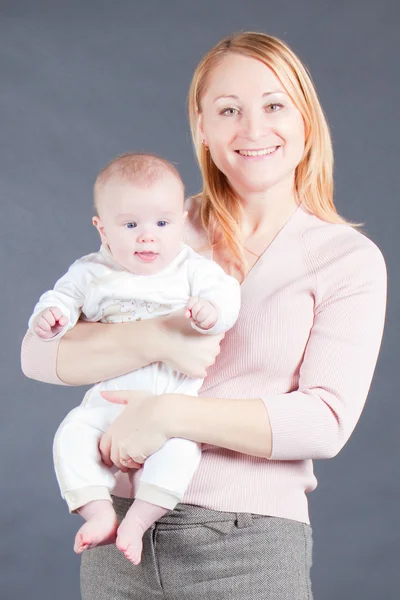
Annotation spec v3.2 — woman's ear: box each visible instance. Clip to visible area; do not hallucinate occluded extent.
[92,216,108,246]
[197,112,208,147]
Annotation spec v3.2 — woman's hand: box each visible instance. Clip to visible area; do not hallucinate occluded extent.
[99,390,169,471]
[157,309,223,378]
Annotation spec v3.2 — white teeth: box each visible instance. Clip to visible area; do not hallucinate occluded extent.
[238,147,278,156]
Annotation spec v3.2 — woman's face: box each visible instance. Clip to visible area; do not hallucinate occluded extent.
[199,53,305,197]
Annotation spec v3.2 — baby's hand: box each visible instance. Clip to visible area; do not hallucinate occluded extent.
[184,297,218,331]
[34,307,69,339]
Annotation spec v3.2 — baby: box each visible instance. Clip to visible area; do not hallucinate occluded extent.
[28,153,240,565]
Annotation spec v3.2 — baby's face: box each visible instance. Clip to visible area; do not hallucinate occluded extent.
[93,174,187,275]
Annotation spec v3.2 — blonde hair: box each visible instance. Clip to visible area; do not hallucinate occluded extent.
[94,152,183,214]
[188,32,359,274]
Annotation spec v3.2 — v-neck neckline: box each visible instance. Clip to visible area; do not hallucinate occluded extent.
[242,203,305,285]
[208,202,306,288]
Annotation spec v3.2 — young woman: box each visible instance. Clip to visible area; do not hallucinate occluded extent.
[22,32,387,600]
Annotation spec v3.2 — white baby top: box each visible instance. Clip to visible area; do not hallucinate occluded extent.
[28,243,240,338]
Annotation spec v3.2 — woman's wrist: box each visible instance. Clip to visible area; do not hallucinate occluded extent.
[160,393,272,459]
[156,393,187,440]
[160,393,204,441]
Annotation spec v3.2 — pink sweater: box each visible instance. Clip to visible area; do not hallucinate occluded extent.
[21,204,387,524]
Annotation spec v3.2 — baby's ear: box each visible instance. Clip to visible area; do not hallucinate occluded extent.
[92,216,108,245]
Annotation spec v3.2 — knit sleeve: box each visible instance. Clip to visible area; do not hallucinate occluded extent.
[263,231,387,460]
[21,330,67,385]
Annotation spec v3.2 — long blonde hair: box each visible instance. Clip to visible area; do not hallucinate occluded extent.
[188,32,357,273]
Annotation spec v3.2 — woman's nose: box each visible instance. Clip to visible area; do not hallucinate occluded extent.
[242,110,265,140]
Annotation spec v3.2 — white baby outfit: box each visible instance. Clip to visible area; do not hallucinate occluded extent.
[29,244,240,512]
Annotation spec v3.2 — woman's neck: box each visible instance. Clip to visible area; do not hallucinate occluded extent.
[238,178,298,239]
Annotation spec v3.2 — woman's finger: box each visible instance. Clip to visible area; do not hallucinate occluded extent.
[110,444,123,470]
[98,432,113,467]
[120,446,143,469]
[120,456,141,469]
[101,391,129,405]
[120,434,150,465]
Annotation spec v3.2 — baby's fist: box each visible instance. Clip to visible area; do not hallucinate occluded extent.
[34,307,69,339]
[185,297,218,331]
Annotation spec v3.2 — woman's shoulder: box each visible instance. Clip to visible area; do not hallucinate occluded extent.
[299,209,386,278]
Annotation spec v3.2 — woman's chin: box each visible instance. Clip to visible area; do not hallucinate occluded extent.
[233,177,285,197]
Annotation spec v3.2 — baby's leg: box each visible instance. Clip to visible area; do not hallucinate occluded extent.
[53,401,123,553]
[74,499,119,554]
[138,437,202,507]
[116,500,168,565]
[115,438,202,565]
[54,403,123,504]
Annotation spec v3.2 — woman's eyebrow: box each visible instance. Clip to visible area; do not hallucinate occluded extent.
[213,91,286,103]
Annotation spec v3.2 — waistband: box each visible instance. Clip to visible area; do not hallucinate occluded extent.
[112,495,265,533]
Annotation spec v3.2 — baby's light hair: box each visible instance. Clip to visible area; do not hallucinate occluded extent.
[94,152,184,214]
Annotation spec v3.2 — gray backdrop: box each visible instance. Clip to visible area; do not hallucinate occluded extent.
[2,1,399,598]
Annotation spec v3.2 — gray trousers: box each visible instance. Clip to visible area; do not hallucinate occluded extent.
[81,496,313,600]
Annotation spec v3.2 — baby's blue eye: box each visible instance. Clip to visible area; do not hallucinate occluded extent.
[125,222,137,229]
[157,221,168,227]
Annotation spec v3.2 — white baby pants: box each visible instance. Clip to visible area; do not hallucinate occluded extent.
[53,362,203,512]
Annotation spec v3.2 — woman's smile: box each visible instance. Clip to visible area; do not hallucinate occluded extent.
[235,146,280,157]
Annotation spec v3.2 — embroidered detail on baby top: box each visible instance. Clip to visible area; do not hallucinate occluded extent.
[101,297,173,323]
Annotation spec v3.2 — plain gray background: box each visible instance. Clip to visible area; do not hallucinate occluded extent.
[2,1,399,598]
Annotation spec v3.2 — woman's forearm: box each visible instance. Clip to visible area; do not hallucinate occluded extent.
[57,320,157,385]
[22,311,223,387]
[166,394,273,459]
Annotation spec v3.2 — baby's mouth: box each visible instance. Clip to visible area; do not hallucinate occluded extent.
[135,251,159,262]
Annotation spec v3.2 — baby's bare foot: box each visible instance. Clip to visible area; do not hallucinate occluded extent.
[74,500,118,554]
[116,519,146,565]
[116,499,168,565]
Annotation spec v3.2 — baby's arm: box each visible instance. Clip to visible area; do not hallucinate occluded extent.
[28,259,91,341]
[188,257,241,335]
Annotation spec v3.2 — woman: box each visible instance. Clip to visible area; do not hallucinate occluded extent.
[22,32,387,599]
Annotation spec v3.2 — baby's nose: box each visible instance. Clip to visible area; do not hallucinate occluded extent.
[138,231,155,243]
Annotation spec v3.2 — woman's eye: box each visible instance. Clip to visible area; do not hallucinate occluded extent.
[220,107,239,116]
[157,221,168,227]
[265,103,283,113]
[125,222,137,229]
